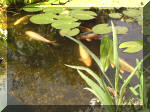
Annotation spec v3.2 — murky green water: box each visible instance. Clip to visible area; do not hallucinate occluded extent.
[7,12,97,105]
[7,9,143,105]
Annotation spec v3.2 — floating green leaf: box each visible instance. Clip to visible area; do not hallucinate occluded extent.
[123,9,141,18]
[109,13,122,19]
[51,0,60,4]
[99,7,115,10]
[23,4,43,12]
[115,26,128,34]
[51,21,80,29]
[56,14,78,22]
[136,16,143,26]
[69,10,97,20]
[59,0,69,4]
[92,24,112,34]
[69,7,90,10]
[119,40,143,53]
[43,7,63,13]
[30,13,56,24]
[23,2,56,12]
[100,36,113,72]
[59,28,79,36]
[125,18,135,23]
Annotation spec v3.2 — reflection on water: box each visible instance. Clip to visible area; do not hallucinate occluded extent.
[7,9,143,105]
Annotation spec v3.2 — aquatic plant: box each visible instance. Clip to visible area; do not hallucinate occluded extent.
[1,0,40,5]
[23,6,97,36]
[119,40,143,53]
[22,6,144,44]
[65,22,147,111]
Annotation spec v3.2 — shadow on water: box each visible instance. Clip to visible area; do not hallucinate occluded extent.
[7,9,142,105]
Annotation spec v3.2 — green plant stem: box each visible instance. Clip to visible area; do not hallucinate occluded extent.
[111,21,120,103]
[65,35,114,88]
[118,53,150,105]
[119,74,139,96]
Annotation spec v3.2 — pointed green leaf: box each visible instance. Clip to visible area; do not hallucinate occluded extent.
[77,70,114,105]
[100,36,113,71]
[64,36,114,88]
[65,65,105,89]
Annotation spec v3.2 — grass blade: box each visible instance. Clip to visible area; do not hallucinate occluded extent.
[65,64,114,104]
[65,36,113,88]
[119,74,139,96]
[118,53,150,105]
[65,65,104,89]
[77,70,114,105]
[84,87,115,112]
[111,21,120,99]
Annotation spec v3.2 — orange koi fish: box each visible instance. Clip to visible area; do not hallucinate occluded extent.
[110,58,134,74]
[79,26,134,73]
[79,45,92,67]
[14,15,32,26]
[25,31,58,46]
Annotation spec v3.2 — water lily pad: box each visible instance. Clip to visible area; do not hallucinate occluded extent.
[109,13,122,19]
[23,4,43,12]
[119,40,143,53]
[23,2,56,12]
[51,21,80,29]
[59,0,69,4]
[69,10,97,20]
[59,28,80,36]
[115,26,128,34]
[123,9,140,18]
[69,7,90,10]
[56,15,78,21]
[30,13,56,24]
[92,24,112,34]
[99,7,115,10]
[136,16,143,26]
[51,0,59,4]
[43,7,63,13]
[125,18,135,23]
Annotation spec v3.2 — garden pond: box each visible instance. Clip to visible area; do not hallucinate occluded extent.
[6,7,143,105]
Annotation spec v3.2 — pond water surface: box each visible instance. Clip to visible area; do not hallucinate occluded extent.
[7,9,143,105]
